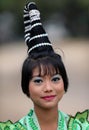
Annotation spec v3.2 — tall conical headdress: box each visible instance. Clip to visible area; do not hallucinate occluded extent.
[23,2,53,55]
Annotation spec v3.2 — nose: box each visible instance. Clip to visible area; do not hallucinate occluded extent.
[43,81,53,92]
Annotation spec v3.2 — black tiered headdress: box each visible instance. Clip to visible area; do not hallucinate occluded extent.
[23,2,54,55]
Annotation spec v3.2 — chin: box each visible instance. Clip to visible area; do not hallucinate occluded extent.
[39,102,59,110]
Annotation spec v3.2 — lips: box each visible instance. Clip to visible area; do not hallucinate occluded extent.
[41,95,56,101]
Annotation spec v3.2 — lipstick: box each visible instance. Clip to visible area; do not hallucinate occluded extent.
[41,95,56,101]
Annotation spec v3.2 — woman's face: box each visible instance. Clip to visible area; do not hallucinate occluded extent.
[29,66,65,110]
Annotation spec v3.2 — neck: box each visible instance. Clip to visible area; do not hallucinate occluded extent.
[34,106,58,124]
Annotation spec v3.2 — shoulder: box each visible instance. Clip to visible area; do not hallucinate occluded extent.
[0,109,34,130]
[67,109,89,129]
[59,109,89,129]
[16,109,38,130]
[0,120,14,130]
[0,120,27,130]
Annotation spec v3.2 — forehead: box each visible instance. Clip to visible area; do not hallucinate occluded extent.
[32,67,40,76]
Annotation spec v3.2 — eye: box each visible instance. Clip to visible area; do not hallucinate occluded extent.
[51,74,61,82]
[32,77,43,85]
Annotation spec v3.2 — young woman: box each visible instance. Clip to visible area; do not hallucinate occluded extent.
[0,2,89,130]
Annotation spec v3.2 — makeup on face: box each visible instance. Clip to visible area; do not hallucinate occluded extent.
[31,74,62,85]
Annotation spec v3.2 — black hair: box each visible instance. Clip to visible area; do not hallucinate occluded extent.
[21,47,69,97]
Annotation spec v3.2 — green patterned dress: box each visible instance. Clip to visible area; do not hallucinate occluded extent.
[0,109,89,130]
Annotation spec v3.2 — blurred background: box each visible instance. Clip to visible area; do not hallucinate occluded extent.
[0,0,89,122]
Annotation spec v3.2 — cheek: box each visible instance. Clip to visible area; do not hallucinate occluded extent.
[29,88,36,100]
[29,84,34,97]
[28,83,34,98]
[56,80,65,94]
[28,83,40,98]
